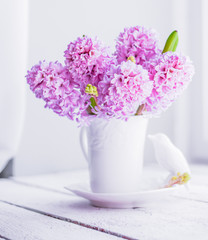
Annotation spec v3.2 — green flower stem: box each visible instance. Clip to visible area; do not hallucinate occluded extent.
[87,96,101,115]
[90,97,97,108]
[135,104,145,115]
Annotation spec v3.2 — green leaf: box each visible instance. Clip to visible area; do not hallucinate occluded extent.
[90,97,96,109]
[162,30,179,53]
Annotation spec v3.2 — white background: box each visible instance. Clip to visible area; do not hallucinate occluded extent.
[2,0,205,175]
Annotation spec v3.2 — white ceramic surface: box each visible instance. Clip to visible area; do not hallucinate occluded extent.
[149,133,191,175]
[65,183,183,208]
[80,117,148,193]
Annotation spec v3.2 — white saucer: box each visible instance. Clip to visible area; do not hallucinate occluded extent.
[65,183,184,208]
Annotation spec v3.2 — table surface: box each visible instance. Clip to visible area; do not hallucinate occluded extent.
[0,164,208,240]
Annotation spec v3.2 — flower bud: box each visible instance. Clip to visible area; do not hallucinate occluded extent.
[127,56,136,63]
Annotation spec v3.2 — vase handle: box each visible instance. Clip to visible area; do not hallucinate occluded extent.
[79,127,88,162]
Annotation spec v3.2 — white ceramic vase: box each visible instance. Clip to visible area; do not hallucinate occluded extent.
[80,117,148,193]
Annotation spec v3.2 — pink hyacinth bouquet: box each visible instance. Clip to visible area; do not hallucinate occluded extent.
[26,27,194,125]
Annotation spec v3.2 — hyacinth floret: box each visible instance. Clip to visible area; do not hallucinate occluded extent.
[115,26,160,66]
[143,52,194,115]
[64,36,114,93]
[97,60,152,118]
[26,61,90,123]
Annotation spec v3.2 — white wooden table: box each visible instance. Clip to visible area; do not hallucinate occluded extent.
[0,164,208,240]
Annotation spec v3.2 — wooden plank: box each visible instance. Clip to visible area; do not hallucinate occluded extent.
[12,169,89,194]
[12,165,208,202]
[0,236,11,240]
[0,180,207,240]
[0,201,120,240]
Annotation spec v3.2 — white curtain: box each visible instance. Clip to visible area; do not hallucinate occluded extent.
[0,0,28,171]
[202,0,208,141]
[170,0,208,162]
